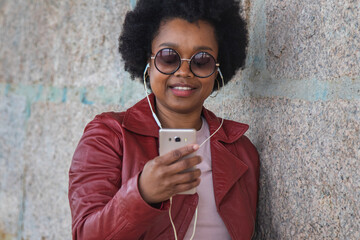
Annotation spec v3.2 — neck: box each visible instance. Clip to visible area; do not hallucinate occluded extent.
[155,104,203,130]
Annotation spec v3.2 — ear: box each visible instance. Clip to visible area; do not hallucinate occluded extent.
[143,63,150,81]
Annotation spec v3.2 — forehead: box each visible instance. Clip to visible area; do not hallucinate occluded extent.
[152,18,218,54]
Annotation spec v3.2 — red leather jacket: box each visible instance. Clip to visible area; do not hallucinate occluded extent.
[68,94,259,240]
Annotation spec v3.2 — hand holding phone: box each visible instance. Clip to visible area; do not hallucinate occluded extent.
[159,129,198,194]
[138,131,201,204]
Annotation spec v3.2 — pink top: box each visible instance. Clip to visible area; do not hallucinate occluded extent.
[183,118,231,240]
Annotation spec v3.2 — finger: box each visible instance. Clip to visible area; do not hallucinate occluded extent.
[172,178,201,195]
[155,144,199,165]
[170,168,201,185]
[166,155,202,174]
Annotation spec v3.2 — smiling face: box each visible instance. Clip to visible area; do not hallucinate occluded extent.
[149,18,219,116]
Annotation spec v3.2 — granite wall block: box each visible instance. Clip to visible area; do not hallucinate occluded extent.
[0,0,359,239]
[266,0,360,80]
[0,94,27,238]
[227,98,359,240]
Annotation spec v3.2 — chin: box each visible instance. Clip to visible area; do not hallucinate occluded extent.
[171,104,203,115]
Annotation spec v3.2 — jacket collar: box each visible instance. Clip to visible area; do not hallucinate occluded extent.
[202,105,249,143]
[122,93,249,143]
[122,94,160,137]
[202,104,250,205]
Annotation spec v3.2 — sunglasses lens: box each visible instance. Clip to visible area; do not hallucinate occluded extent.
[154,49,217,77]
[155,48,180,74]
[191,52,216,77]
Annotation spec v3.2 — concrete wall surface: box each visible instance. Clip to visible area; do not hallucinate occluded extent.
[0,0,359,239]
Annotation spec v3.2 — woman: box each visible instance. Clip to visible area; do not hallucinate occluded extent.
[68,0,259,239]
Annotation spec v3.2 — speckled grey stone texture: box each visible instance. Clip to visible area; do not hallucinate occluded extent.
[0,1,133,239]
[266,0,360,80]
[0,94,27,237]
[219,98,360,240]
[207,95,360,240]
[0,0,359,239]
[0,1,130,87]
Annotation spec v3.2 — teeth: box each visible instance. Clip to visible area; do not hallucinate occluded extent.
[173,86,192,90]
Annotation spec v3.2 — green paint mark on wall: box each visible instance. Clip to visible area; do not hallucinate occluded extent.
[80,88,94,105]
[1,76,359,113]
[62,87,68,103]
[130,0,136,9]
[4,83,11,96]
[35,85,43,102]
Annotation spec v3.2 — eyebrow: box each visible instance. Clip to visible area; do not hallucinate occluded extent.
[158,42,214,52]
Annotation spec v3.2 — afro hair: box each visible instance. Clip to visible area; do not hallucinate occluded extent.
[119,0,248,90]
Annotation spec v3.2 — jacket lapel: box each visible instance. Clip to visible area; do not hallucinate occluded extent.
[211,140,249,207]
[122,94,159,138]
[202,108,250,206]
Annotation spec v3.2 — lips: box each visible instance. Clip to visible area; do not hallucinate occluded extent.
[172,86,193,91]
[169,83,197,97]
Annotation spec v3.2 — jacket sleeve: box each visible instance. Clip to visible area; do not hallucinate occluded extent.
[68,116,167,240]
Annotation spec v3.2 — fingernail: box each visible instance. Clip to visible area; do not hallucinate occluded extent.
[193,144,199,150]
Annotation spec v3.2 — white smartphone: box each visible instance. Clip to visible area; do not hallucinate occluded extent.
[159,128,197,194]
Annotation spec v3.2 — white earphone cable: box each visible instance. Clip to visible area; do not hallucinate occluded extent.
[198,68,224,148]
[143,64,225,240]
[169,197,178,240]
[143,64,163,128]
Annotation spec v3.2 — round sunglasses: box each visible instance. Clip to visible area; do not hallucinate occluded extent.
[150,48,220,78]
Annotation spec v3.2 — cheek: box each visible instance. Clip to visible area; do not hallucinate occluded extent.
[205,78,216,93]
[148,66,157,90]
[149,66,167,92]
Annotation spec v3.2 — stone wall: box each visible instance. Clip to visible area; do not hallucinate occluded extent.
[0,0,359,239]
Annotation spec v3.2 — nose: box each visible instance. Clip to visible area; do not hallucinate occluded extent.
[174,59,194,78]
